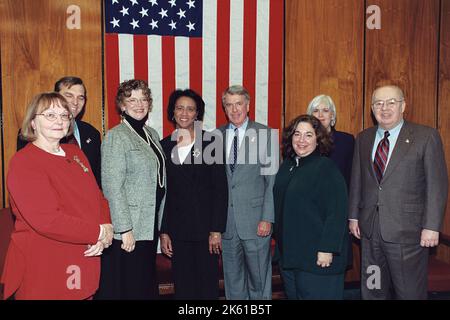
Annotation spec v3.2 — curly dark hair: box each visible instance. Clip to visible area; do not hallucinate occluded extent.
[167,89,205,126]
[115,79,153,114]
[282,114,333,159]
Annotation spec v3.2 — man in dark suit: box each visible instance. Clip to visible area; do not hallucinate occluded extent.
[17,76,101,187]
[349,85,448,299]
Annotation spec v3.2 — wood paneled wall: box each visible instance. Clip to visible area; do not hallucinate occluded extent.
[437,0,450,263]
[364,0,439,127]
[0,0,103,207]
[285,0,364,136]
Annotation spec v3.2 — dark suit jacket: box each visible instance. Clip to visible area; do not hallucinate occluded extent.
[160,131,228,242]
[329,129,355,189]
[348,121,448,244]
[17,120,101,187]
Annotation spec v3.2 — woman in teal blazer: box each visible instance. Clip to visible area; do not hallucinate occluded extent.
[96,79,166,300]
[273,114,348,300]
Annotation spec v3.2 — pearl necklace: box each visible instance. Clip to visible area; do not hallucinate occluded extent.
[122,119,165,188]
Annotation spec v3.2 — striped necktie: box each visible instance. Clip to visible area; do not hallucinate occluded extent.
[230,128,239,173]
[373,131,390,183]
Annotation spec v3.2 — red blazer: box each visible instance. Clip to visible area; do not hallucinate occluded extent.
[1,144,111,300]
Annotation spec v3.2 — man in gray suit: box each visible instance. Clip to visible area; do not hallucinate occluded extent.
[219,85,278,300]
[349,85,448,299]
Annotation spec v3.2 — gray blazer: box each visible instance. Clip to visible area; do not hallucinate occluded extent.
[349,121,448,244]
[101,123,166,241]
[219,121,278,240]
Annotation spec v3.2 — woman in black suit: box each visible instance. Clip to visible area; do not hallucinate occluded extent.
[306,94,355,187]
[160,89,228,299]
[307,94,355,269]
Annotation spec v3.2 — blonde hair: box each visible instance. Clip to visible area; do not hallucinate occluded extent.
[21,92,74,142]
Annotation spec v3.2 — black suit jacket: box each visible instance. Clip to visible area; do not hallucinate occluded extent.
[17,120,102,187]
[329,129,355,189]
[160,131,228,242]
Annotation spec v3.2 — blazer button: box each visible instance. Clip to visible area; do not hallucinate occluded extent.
[378,186,382,190]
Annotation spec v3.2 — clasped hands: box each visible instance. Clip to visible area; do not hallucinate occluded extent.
[84,224,114,257]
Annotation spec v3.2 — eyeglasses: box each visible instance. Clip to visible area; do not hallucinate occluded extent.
[35,113,73,121]
[224,101,246,109]
[372,98,404,110]
[125,98,150,106]
[175,105,197,113]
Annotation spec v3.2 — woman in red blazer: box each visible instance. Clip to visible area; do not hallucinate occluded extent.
[1,92,112,300]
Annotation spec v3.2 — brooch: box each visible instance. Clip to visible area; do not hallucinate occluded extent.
[192,148,201,158]
[73,155,89,173]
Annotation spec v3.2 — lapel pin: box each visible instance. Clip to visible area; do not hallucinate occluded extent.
[86,138,92,144]
[405,139,410,143]
[192,148,201,158]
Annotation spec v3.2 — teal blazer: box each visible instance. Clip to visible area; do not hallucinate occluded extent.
[101,123,166,241]
[273,153,348,275]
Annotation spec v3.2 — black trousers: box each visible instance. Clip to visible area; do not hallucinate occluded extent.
[95,238,159,300]
[360,212,429,300]
[172,239,220,300]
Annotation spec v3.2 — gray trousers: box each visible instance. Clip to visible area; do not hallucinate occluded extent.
[361,212,429,300]
[222,227,272,300]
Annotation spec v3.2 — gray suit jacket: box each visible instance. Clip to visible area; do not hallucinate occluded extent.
[101,123,166,241]
[349,121,448,244]
[219,121,278,240]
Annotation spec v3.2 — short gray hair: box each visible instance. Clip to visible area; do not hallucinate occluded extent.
[221,85,250,106]
[306,94,337,127]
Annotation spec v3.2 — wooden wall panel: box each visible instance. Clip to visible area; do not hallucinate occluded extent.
[364,0,439,128]
[0,0,103,205]
[437,0,450,264]
[285,0,364,136]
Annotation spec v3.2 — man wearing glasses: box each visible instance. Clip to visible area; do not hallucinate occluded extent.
[348,85,448,299]
[18,76,101,187]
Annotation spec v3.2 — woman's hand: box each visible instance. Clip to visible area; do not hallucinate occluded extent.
[160,233,173,257]
[84,241,105,257]
[209,232,222,255]
[121,230,136,253]
[99,224,114,248]
[316,252,333,268]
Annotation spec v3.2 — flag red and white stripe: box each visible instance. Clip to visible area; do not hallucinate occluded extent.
[105,0,283,138]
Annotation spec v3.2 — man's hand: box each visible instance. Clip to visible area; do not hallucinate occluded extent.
[349,220,361,239]
[420,229,439,247]
[257,221,272,237]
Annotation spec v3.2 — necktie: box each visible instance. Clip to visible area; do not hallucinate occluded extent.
[230,128,239,173]
[373,131,390,183]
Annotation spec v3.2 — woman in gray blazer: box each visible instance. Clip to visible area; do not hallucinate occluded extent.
[95,79,166,300]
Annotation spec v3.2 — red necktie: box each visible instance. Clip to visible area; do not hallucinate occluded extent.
[373,131,390,183]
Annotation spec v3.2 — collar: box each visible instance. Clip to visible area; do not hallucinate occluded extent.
[228,117,249,132]
[377,119,404,137]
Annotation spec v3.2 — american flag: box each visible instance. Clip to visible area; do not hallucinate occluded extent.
[104,0,283,137]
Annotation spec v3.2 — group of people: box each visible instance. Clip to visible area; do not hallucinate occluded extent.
[1,76,448,300]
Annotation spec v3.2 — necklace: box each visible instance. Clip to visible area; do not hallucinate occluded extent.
[123,119,166,188]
